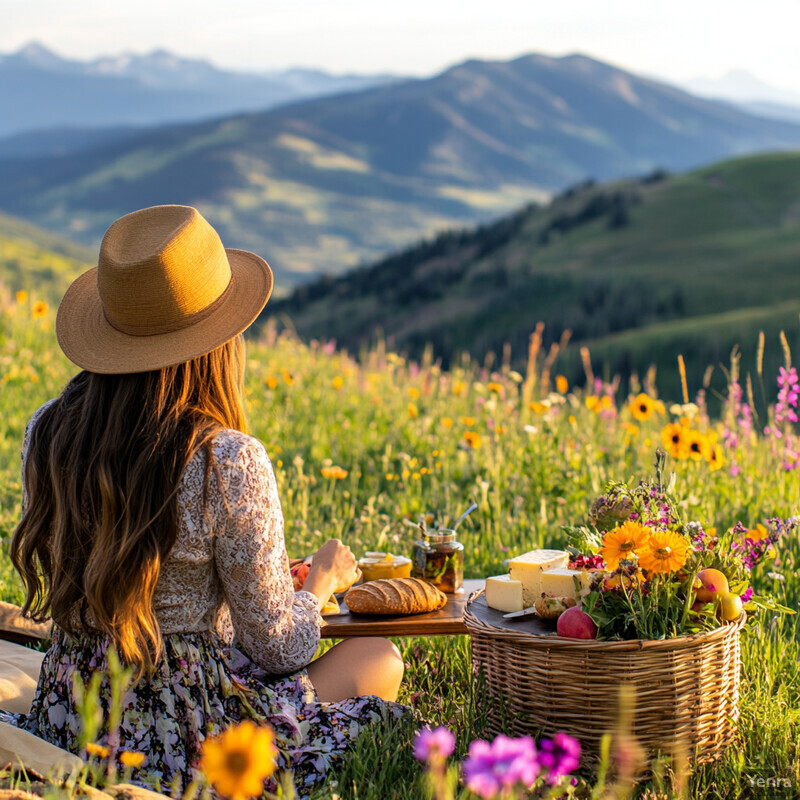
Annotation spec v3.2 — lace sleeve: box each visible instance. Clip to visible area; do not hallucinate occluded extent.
[213,435,322,675]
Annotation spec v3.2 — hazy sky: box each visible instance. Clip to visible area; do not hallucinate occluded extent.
[3,0,799,90]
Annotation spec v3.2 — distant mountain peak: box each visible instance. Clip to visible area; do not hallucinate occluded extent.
[13,41,66,69]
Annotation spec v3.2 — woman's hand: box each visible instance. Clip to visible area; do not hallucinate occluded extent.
[302,539,359,605]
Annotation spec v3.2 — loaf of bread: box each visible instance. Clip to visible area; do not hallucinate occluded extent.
[345,578,447,616]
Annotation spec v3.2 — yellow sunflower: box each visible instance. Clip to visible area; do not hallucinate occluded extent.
[661,423,689,460]
[599,521,652,570]
[707,443,725,471]
[200,721,277,800]
[629,393,656,421]
[686,429,710,461]
[637,530,689,574]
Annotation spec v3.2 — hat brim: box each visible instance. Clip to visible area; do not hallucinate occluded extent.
[56,248,273,374]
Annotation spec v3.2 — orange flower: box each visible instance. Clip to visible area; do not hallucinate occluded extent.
[200,721,277,800]
[441,417,453,430]
[321,466,348,480]
[265,376,278,390]
[460,416,476,427]
[31,300,48,319]
[638,530,689,574]
[463,431,482,449]
[85,742,110,759]
[529,402,548,414]
[15,290,28,304]
[119,751,146,769]
[487,381,503,394]
[332,375,344,390]
[629,393,656,421]
[599,521,652,570]
[555,375,569,394]
[408,402,419,419]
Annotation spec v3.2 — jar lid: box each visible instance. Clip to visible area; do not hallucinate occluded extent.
[424,528,457,543]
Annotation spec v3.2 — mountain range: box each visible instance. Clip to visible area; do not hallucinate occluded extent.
[267,150,800,405]
[3,51,800,285]
[0,42,398,139]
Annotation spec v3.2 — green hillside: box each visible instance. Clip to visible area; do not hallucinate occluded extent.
[0,211,92,302]
[2,53,800,285]
[268,151,800,402]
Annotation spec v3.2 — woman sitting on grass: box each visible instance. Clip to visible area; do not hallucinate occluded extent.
[0,205,406,797]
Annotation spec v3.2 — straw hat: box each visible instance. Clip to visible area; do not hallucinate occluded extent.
[56,205,273,374]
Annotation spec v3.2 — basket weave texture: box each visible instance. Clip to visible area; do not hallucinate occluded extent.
[464,591,745,764]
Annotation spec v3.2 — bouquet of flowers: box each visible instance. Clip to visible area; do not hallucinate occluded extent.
[563,450,795,640]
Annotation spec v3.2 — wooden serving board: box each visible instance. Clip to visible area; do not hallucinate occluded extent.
[466,592,559,637]
[320,578,484,638]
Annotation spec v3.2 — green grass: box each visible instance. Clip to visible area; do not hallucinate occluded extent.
[1,295,800,799]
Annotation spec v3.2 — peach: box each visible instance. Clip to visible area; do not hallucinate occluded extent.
[694,568,729,604]
[556,606,598,639]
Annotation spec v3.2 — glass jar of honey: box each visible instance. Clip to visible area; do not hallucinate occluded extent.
[412,529,464,592]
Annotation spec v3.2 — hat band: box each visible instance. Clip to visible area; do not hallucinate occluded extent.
[103,275,234,337]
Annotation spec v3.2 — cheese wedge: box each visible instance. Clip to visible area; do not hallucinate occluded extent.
[485,574,524,613]
[540,568,594,602]
[508,549,570,607]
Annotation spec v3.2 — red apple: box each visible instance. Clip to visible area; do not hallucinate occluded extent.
[557,606,598,639]
[694,568,729,604]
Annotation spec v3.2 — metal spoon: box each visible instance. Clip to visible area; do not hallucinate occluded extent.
[451,503,478,531]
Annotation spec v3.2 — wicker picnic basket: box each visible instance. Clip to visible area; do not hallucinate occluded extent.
[464,590,746,764]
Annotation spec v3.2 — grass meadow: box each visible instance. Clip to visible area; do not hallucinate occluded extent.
[1,287,799,799]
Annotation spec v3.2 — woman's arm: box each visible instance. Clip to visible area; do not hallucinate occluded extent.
[213,435,322,675]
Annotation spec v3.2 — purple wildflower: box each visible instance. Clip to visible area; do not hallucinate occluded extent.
[537,733,582,784]
[741,587,754,603]
[413,726,455,763]
[462,735,540,798]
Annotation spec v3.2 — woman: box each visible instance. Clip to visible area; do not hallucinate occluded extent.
[0,206,406,797]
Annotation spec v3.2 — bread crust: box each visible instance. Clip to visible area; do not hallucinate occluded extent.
[345,578,447,615]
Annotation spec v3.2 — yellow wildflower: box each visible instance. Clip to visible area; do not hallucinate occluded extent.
[463,431,482,449]
[119,751,146,769]
[15,290,28,304]
[85,742,110,759]
[281,368,293,385]
[332,375,344,390]
[661,423,689,460]
[408,402,419,419]
[629,393,656,421]
[321,466,348,480]
[200,721,277,800]
[487,381,503,394]
[31,301,48,319]
[460,416,476,427]
[452,380,466,396]
[265,376,278,390]
[441,417,453,430]
[529,402,547,414]
[408,387,420,400]
[585,395,600,412]
[686,429,710,461]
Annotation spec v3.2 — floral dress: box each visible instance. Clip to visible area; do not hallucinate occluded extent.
[0,401,407,798]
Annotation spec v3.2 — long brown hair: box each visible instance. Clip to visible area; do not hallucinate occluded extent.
[11,335,246,676]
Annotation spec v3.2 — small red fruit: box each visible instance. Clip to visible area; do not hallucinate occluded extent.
[556,606,598,639]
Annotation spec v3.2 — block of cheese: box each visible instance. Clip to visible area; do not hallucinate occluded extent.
[485,574,524,613]
[540,568,594,602]
[508,549,570,607]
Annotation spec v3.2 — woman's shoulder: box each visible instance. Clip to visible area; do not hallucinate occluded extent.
[208,428,269,463]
